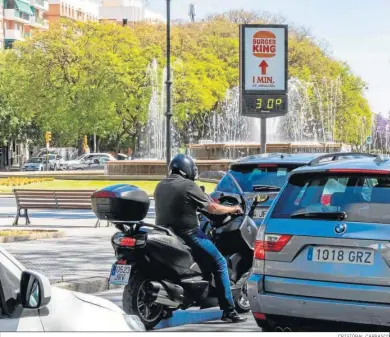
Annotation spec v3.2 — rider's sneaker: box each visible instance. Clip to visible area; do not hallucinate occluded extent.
[221,309,248,323]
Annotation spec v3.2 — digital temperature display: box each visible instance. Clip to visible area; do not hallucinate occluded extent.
[241,94,287,117]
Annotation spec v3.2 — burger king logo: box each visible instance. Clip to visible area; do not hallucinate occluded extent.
[253,31,276,58]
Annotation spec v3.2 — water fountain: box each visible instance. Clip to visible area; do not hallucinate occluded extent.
[187,77,350,160]
[107,67,351,175]
[137,59,180,159]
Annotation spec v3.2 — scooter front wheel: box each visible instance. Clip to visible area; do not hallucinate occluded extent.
[122,272,165,330]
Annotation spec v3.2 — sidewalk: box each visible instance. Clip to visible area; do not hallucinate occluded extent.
[1,219,117,292]
[0,204,155,293]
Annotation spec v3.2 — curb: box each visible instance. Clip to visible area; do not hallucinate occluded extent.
[53,277,123,294]
[0,230,65,243]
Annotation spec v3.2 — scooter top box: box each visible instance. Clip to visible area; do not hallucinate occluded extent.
[91,184,150,222]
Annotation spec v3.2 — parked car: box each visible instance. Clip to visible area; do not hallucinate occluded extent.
[71,157,110,170]
[248,154,390,332]
[64,153,116,170]
[0,247,145,332]
[46,154,63,171]
[208,152,376,225]
[22,157,46,172]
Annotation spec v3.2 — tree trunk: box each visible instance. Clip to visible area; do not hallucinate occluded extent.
[130,133,137,158]
[115,135,121,159]
[97,137,101,153]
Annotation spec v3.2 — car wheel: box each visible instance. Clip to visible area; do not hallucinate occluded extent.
[123,272,164,330]
[255,319,273,331]
[235,282,251,313]
[76,168,83,171]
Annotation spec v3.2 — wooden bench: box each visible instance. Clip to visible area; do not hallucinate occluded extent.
[13,189,107,228]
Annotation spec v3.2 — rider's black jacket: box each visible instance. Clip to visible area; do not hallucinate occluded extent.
[154,174,210,236]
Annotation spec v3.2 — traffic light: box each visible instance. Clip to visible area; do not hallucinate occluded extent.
[45,131,52,144]
[83,135,88,150]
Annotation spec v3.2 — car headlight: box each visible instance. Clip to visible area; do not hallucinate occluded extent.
[123,314,145,332]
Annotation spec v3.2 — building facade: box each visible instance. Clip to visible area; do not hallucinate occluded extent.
[100,0,164,25]
[2,0,49,49]
[46,0,99,24]
[0,2,4,50]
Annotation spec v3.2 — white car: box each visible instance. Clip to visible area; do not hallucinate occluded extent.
[0,247,145,332]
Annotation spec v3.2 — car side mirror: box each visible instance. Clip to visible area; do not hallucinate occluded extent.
[20,271,51,309]
[200,186,205,193]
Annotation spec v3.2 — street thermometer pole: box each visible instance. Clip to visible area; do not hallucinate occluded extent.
[45,131,52,171]
[239,25,288,154]
[165,0,172,171]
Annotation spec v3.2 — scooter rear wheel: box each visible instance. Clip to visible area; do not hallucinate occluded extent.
[123,272,164,330]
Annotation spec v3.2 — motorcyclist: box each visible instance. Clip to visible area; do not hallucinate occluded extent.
[154,154,247,323]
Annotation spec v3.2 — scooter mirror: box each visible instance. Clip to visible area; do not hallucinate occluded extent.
[256,194,269,204]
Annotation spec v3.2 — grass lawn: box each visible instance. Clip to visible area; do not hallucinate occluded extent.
[0,179,216,195]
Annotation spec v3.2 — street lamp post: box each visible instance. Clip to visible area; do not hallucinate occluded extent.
[165,0,172,170]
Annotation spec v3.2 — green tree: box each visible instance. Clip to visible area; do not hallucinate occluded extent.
[5,19,152,152]
[2,12,373,151]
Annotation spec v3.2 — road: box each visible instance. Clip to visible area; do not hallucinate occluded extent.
[0,197,156,283]
[0,196,259,331]
[96,289,258,331]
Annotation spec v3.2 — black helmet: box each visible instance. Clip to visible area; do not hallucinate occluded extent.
[169,154,198,181]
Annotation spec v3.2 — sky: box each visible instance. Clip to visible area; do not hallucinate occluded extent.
[147,0,390,115]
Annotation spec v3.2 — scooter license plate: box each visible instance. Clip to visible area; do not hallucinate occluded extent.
[109,264,131,285]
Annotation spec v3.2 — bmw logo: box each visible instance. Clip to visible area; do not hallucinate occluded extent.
[335,223,347,234]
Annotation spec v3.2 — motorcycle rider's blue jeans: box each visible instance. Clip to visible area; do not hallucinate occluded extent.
[181,228,235,311]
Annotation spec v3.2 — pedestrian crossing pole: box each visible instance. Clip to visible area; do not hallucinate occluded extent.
[45,131,52,171]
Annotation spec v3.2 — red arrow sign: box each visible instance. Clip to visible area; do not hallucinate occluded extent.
[259,60,269,75]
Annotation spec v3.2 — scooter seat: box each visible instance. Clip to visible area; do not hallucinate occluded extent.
[174,236,192,253]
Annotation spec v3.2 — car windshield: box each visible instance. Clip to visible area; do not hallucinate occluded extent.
[27,158,43,164]
[272,172,390,224]
[222,164,299,192]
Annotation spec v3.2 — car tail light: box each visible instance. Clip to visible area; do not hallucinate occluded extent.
[253,312,266,320]
[254,234,292,260]
[328,169,390,175]
[92,191,117,198]
[120,237,137,247]
[116,259,127,265]
[321,194,331,206]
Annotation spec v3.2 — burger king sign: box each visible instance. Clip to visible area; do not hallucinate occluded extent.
[240,25,288,93]
[252,31,277,58]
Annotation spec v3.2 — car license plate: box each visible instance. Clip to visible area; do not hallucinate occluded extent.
[109,264,132,285]
[254,208,268,218]
[308,246,374,265]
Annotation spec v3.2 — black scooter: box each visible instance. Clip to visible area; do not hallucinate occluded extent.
[91,181,264,330]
